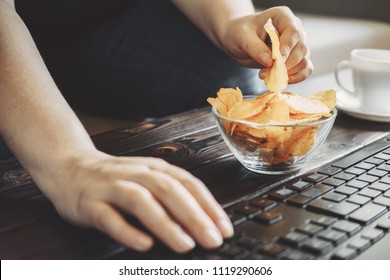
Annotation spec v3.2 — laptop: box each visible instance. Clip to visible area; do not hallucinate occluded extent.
[102,130,390,260]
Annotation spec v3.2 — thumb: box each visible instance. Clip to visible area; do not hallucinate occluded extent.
[239,31,273,68]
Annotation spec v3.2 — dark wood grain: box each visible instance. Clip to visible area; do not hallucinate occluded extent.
[0,107,389,259]
[96,107,215,155]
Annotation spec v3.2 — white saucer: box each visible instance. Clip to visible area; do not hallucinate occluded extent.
[336,90,390,122]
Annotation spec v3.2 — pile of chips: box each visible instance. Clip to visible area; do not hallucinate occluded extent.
[207,19,336,164]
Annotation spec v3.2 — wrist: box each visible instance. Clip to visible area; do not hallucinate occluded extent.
[28,146,102,194]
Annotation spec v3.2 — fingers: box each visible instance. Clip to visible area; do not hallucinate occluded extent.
[119,157,234,239]
[256,7,312,83]
[109,157,232,249]
[118,168,224,249]
[230,23,274,68]
[87,202,154,252]
[150,162,234,239]
[241,38,273,68]
[287,57,314,84]
[110,181,197,253]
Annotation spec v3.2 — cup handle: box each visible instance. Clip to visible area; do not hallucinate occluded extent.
[334,60,355,93]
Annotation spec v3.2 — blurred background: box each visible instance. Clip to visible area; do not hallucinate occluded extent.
[253,0,389,23]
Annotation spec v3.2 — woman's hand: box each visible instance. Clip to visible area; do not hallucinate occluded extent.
[40,150,234,253]
[219,6,313,84]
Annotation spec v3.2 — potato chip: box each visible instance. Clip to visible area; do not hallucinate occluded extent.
[206,97,227,116]
[307,89,336,111]
[208,86,336,165]
[216,87,243,111]
[280,93,330,115]
[227,92,275,120]
[268,94,290,123]
[263,18,289,93]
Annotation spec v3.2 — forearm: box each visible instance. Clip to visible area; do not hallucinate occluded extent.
[0,3,95,186]
[170,0,255,48]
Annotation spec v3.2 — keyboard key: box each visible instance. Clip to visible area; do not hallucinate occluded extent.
[373,196,390,207]
[346,179,368,189]
[317,229,348,245]
[377,163,390,172]
[279,231,309,247]
[249,197,277,210]
[347,194,371,206]
[384,190,390,198]
[331,247,358,260]
[375,152,390,161]
[283,250,314,260]
[253,209,284,225]
[332,220,361,235]
[234,221,266,239]
[268,188,296,201]
[330,143,390,169]
[322,191,346,202]
[322,178,345,187]
[289,180,312,191]
[308,199,359,218]
[367,168,388,178]
[335,185,358,196]
[219,243,249,258]
[361,228,384,243]
[302,238,333,255]
[355,162,376,170]
[376,218,390,231]
[317,166,342,176]
[365,157,385,165]
[357,174,378,183]
[359,188,381,198]
[369,181,390,192]
[314,183,334,194]
[345,167,365,176]
[347,238,371,252]
[227,211,247,225]
[286,194,313,206]
[301,188,323,199]
[380,176,390,185]
[238,235,266,249]
[334,172,356,181]
[310,216,337,227]
[258,243,289,258]
[349,203,387,224]
[234,204,261,216]
[296,223,324,236]
[303,173,328,183]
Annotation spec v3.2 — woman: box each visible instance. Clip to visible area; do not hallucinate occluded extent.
[0,0,312,253]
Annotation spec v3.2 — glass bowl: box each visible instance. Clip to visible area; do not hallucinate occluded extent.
[211,96,337,175]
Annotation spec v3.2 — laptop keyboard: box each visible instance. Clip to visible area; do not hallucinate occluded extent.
[195,136,390,260]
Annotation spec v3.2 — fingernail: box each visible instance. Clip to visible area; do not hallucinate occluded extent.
[204,228,223,248]
[174,231,196,252]
[260,52,273,67]
[259,68,267,79]
[217,219,234,238]
[134,236,153,252]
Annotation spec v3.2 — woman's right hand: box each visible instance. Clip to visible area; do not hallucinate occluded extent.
[37,150,234,253]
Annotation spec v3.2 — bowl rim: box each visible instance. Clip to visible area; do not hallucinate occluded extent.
[211,94,338,127]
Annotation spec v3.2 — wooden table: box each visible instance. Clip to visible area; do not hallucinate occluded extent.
[1,107,390,259]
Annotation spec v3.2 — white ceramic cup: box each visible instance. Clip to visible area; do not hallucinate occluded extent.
[335,48,390,114]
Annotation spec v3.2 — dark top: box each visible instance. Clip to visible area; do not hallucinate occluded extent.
[15,0,134,31]
[15,0,136,51]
